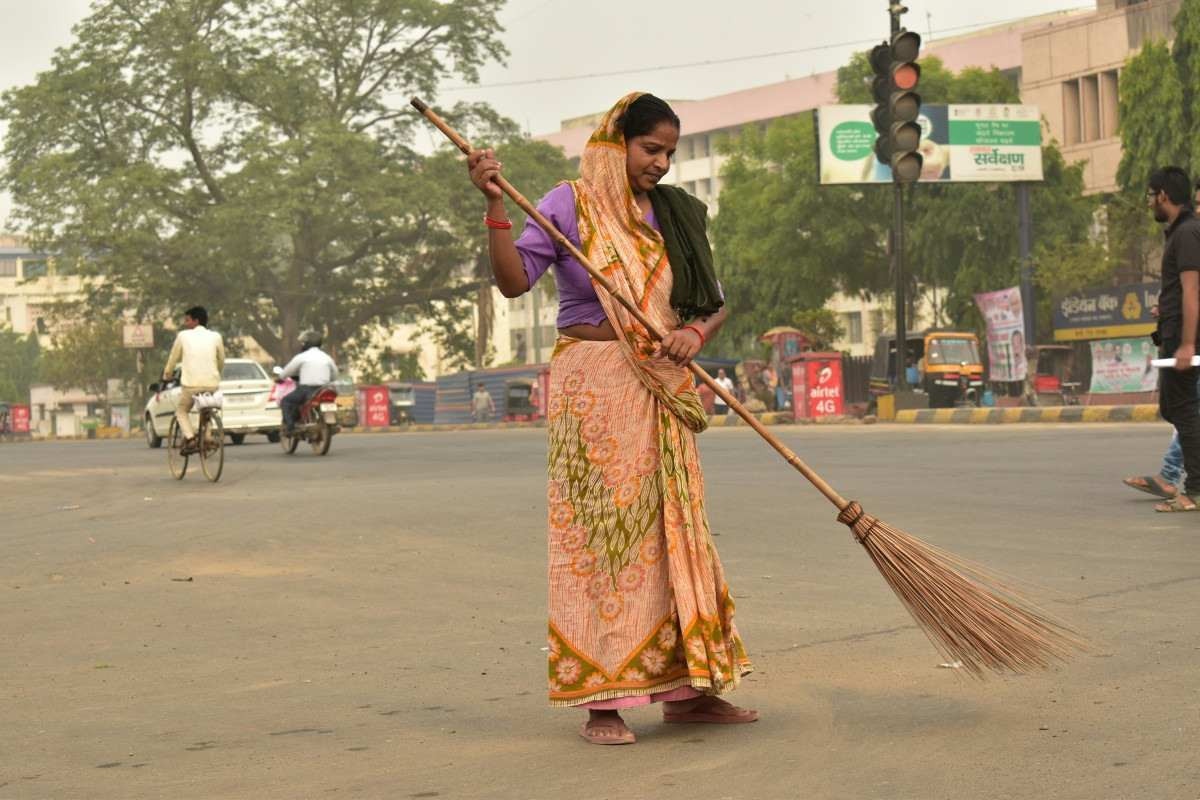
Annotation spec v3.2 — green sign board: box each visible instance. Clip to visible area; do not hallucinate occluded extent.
[817,104,1044,185]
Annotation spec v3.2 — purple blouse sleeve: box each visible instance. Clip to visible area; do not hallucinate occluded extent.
[514,183,579,289]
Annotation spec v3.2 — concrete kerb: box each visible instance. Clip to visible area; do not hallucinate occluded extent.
[891,404,1161,424]
[6,405,1165,444]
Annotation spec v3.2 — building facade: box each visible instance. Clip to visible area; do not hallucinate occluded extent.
[1021,0,1180,195]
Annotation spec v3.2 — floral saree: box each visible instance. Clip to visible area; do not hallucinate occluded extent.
[545,94,752,707]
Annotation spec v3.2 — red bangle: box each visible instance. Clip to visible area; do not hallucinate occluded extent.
[683,324,706,346]
[484,215,512,230]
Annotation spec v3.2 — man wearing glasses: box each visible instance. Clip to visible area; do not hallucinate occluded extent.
[1146,167,1200,512]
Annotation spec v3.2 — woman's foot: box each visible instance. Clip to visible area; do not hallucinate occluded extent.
[579,710,636,745]
[662,695,758,724]
[1123,474,1178,499]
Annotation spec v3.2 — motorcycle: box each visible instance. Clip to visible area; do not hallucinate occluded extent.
[273,367,340,456]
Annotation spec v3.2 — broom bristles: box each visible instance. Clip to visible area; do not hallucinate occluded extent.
[836,502,1085,677]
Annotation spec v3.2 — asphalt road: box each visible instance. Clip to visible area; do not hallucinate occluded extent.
[2,424,1198,800]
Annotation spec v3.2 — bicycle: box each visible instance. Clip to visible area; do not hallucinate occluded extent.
[166,390,225,482]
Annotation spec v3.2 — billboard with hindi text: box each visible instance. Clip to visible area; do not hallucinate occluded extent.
[817,104,1043,185]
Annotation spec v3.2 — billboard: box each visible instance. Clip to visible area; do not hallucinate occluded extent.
[1053,281,1159,342]
[1089,337,1158,394]
[974,286,1028,382]
[817,104,1043,185]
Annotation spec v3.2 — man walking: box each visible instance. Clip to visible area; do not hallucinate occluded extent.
[163,306,225,453]
[714,367,734,416]
[472,383,495,423]
[1147,167,1200,512]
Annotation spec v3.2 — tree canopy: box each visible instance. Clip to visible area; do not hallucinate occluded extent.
[0,0,568,367]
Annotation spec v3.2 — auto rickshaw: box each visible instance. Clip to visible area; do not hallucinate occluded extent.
[504,378,538,422]
[387,382,415,425]
[869,330,985,408]
[333,377,359,427]
[1032,345,1080,405]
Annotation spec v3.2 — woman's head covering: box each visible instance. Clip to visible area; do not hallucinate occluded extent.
[575,93,724,322]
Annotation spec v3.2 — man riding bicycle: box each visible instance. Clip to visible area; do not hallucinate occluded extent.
[278,330,339,436]
[162,306,225,454]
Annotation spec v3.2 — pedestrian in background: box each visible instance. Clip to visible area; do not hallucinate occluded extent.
[714,367,734,416]
[1145,166,1200,512]
[472,383,494,423]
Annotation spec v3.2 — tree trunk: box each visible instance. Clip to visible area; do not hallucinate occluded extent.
[475,281,493,368]
[280,301,300,366]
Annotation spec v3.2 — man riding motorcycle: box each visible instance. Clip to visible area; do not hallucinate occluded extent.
[277,330,339,436]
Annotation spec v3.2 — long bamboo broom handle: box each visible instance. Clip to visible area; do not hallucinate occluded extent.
[412,97,849,510]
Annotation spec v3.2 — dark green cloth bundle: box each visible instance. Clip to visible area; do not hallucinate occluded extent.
[649,184,724,320]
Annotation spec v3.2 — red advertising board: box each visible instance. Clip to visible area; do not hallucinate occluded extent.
[358,386,391,427]
[790,354,844,420]
[9,404,31,433]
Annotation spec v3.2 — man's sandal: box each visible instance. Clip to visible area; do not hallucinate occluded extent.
[1123,475,1178,499]
[1154,495,1198,512]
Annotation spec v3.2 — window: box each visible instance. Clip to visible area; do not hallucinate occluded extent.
[1063,70,1120,145]
[697,178,712,199]
[844,311,863,344]
[221,362,267,381]
[1081,74,1100,141]
[678,137,694,161]
[510,329,528,363]
[870,309,884,340]
[694,135,709,159]
[1100,70,1119,138]
[0,259,16,277]
[1062,80,1081,146]
[22,260,47,279]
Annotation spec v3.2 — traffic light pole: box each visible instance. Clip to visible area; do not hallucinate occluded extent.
[1016,181,1035,348]
[893,182,907,390]
[889,2,908,391]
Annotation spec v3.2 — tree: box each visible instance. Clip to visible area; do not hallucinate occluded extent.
[0,329,40,402]
[415,117,571,368]
[39,321,149,416]
[1116,40,1188,190]
[0,0,510,366]
[791,309,845,351]
[345,341,425,384]
[1175,0,1200,175]
[714,55,1095,352]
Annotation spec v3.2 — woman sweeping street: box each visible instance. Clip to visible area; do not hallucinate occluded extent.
[466,93,757,745]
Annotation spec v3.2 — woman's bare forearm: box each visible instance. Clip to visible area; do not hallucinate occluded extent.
[686,303,728,340]
[486,198,530,298]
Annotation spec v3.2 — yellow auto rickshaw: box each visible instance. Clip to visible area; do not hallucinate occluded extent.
[869,330,985,408]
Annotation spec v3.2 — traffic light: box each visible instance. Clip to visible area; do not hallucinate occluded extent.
[869,29,923,183]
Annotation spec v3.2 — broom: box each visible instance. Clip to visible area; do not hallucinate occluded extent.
[411,97,1083,677]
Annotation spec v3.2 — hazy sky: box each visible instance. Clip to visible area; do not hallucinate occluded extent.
[0,0,1090,224]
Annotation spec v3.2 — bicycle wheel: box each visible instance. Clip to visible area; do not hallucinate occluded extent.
[167,418,188,480]
[199,411,225,482]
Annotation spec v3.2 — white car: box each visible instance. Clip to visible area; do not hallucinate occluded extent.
[144,358,282,447]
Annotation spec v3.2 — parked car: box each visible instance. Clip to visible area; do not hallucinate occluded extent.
[144,358,282,448]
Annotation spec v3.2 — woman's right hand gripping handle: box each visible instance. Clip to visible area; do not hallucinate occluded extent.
[466,148,530,298]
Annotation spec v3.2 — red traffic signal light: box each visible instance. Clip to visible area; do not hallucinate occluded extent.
[870,29,922,183]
